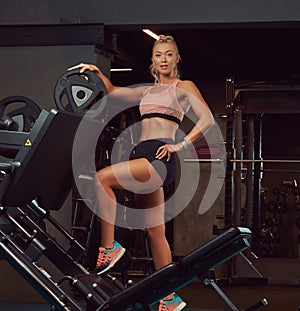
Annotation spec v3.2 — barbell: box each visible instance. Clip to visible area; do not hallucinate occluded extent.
[184,158,300,163]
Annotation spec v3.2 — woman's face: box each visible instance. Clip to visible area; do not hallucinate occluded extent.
[152,42,179,77]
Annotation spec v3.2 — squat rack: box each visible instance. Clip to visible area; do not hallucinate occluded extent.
[220,77,300,253]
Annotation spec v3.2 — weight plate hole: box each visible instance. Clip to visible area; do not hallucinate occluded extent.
[76,90,86,100]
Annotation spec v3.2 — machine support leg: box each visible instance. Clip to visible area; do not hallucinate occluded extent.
[203,269,268,311]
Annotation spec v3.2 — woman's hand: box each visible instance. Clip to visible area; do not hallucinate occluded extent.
[68,63,101,75]
[68,63,117,93]
[67,63,146,101]
[155,143,183,161]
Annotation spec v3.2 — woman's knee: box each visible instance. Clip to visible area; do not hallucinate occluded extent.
[146,225,165,241]
[94,168,111,189]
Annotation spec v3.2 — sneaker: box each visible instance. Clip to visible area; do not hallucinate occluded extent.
[158,294,186,311]
[94,241,126,275]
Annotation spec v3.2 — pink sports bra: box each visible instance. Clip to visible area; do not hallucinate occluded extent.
[139,79,184,125]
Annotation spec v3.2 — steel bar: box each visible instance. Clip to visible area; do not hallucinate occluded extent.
[234,105,243,227]
[224,77,235,228]
[245,116,255,232]
[184,158,300,163]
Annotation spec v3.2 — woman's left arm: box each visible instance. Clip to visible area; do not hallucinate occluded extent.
[178,80,215,147]
[156,80,215,161]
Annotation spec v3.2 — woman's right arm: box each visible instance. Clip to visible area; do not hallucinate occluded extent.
[68,63,145,102]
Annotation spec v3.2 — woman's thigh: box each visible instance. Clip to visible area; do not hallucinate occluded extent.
[96,158,164,194]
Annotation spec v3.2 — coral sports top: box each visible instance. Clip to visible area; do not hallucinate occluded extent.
[139,79,184,125]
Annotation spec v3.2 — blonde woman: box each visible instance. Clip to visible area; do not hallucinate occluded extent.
[70,35,214,311]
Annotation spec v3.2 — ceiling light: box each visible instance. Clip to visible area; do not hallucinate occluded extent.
[142,29,159,40]
[110,68,133,72]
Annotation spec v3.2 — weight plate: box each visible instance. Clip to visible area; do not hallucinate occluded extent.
[0,95,41,132]
[54,68,107,114]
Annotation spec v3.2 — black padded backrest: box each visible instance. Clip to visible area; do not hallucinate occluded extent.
[109,227,251,309]
[179,226,251,269]
[0,109,82,210]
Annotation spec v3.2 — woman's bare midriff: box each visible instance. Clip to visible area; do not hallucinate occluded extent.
[139,117,179,141]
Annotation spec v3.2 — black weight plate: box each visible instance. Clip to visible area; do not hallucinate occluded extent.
[0,95,41,132]
[54,68,107,114]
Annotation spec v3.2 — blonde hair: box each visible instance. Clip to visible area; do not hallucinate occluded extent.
[149,35,181,84]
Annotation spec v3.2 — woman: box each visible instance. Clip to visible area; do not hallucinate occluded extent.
[70,35,215,311]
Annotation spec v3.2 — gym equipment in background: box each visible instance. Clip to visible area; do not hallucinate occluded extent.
[0,95,41,132]
[0,95,41,158]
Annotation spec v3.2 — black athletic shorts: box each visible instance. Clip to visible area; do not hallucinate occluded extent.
[131,139,177,186]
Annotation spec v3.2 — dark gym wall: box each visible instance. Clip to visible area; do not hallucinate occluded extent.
[1,0,299,116]
[1,0,300,25]
[0,46,101,110]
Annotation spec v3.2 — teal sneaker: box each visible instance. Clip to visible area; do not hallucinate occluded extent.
[158,294,186,311]
[94,240,125,275]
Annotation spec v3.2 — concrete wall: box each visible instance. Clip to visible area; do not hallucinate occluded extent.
[0,46,110,111]
[1,0,300,26]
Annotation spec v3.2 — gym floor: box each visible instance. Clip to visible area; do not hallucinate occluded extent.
[0,282,299,311]
[0,304,205,311]
[0,303,221,311]
[178,281,300,311]
[0,246,299,311]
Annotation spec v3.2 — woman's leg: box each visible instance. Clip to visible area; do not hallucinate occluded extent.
[135,188,182,311]
[135,190,172,270]
[94,158,164,248]
[95,158,185,309]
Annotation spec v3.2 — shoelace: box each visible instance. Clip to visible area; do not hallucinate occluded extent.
[96,247,112,267]
[158,299,173,311]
